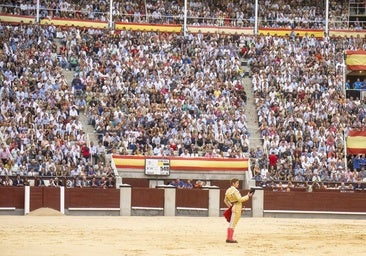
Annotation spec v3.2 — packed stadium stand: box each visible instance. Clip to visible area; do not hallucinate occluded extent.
[0,0,365,192]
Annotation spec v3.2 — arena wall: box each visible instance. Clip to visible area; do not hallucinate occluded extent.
[1,187,366,218]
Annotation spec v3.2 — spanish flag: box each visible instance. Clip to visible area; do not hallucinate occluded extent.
[347,130,366,155]
[346,50,366,71]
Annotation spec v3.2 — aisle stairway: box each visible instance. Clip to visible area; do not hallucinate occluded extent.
[60,68,100,145]
[53,39,99,158]
[240,60,262,186]
[241,60,262,151]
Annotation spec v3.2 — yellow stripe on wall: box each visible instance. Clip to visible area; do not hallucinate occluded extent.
[0,15,34,24]
[347,136,366,149]
[115,23,181,33]
[188,26,254,35]
[112,156,248,169]
[346,54,366,66]
[170,159,247,169]
[330,30,366,37]
[258,29,324,38]
[41,19,108,29]
[113,158,145,167]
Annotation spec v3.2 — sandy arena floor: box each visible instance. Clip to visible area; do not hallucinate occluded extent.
[0,208,365,256]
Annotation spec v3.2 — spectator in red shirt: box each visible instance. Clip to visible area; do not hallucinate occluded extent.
[81,143,91,162]
[268,151,278,169]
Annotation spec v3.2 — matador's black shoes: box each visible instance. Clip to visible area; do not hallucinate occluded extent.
[226,239,238,243]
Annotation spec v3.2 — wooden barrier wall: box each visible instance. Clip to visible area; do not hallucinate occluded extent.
[132,188,164,208]
[264,190,366,212]
[176,189,209,209]
[66,188,120,208]
[0,187,24,208]
[30,187,60,212]
[1,187,366,213]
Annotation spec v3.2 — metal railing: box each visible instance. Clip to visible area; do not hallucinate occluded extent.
[0,3,364,30]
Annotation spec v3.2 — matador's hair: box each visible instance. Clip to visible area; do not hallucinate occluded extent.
[230,178,239,185]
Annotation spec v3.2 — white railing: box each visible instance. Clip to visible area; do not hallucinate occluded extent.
[0,3,364,30]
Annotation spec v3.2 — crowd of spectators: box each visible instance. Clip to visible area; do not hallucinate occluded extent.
[248,32,366,189]
[345,77,366,90]
[0,1,366,190]
[168,178,197,189]
[0,0,362,29]
[0,22,114,187]
[0,20,252,187]
[69,28,249,159]
[53,21,366,189]
[261,178,366,192]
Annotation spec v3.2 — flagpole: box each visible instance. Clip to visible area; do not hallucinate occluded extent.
[343,129,348,170]
[36,0,40,23]
[145,0,148,23]
[254,0,258,35]
[325,0,329,37]
[343,52,346,94]
[183,0,187,36]
[109,0,113,29]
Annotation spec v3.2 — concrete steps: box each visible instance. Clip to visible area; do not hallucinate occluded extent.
[241,60,262,150]
[55,50,99,145]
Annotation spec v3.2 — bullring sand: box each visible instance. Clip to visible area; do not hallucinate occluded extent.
[0,208,365,256]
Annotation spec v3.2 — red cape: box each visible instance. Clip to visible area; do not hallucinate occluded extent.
[223,206,232,222]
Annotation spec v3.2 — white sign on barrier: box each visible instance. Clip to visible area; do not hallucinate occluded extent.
[145,159,170,176]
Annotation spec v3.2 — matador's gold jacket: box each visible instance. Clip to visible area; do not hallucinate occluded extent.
[224,186,250,228]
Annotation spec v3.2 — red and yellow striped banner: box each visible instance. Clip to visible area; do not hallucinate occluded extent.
[112,155,248,172]
[0,14,35,24]
[346,50,366,71]
[115,22,181,33]
[347,130,366,155]
[258,28,324,38]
